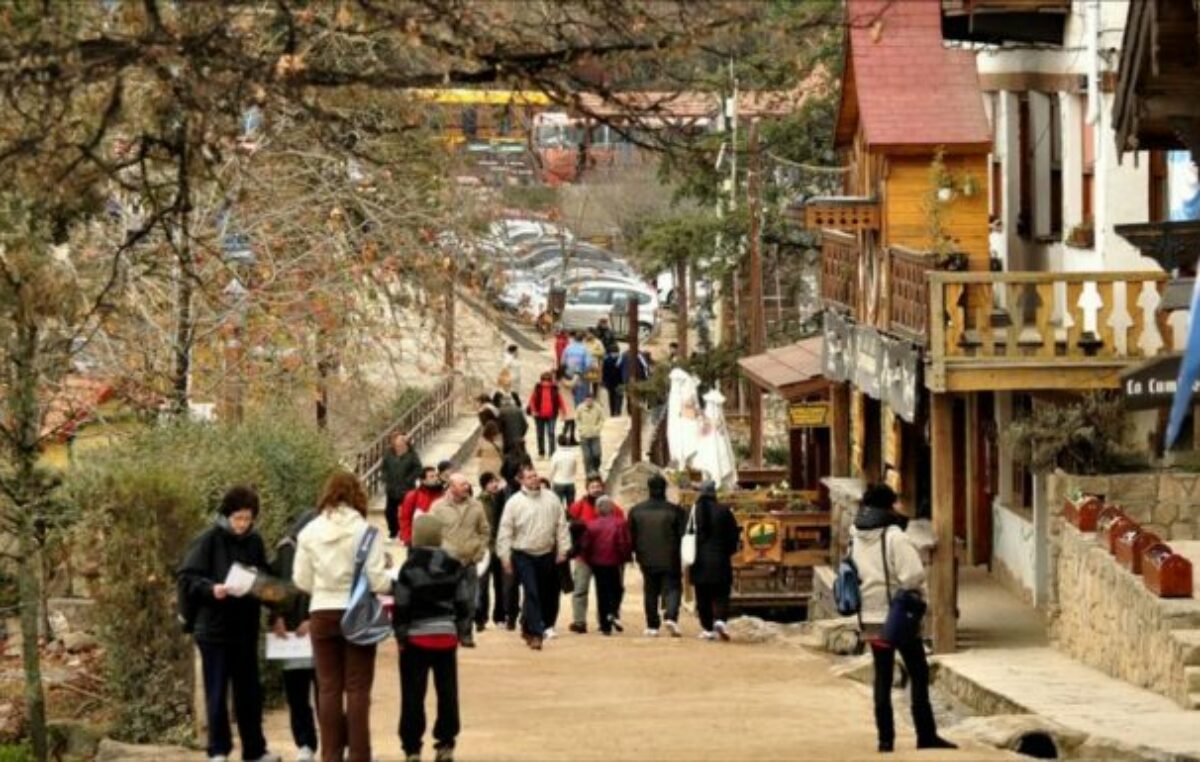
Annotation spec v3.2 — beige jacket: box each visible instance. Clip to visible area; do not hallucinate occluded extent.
[293,504,390,612]
[576,400,605,438]
[849,524,926,626]
[496,488,571,562]
[429,494,490,565]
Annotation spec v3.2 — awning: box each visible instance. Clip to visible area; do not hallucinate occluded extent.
[738,336,828,401]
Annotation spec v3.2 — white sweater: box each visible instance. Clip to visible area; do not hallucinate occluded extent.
[548,446,579,486]
[849,524,927,626]
[293,505,391,612]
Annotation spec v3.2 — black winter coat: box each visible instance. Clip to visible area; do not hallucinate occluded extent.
[690,495,739,586]
[498,405,528,452]
[391,547,472,643]
[628,497,686,572]
[383,449,423,500]
[270,511,318,630]
[177,518,269,643]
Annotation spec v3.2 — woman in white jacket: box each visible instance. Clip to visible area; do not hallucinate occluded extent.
[849,484,955,754]
[294,472,391,762]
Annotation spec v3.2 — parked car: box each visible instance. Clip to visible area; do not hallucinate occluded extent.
[560,278,658,341]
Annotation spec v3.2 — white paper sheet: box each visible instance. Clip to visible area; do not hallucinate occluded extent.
[223,562,258,598]
[265,632,313,660]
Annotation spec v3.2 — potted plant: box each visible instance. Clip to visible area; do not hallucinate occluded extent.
[1064,221,1095,249]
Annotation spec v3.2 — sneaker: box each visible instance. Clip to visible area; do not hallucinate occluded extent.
[405,754,421,762]
[296,748,315,762]
[664,620,681,638]
[543,627,557,640]
[209,757,228,762]
[528,636,543,650]
[698,630,715,640]
[434,745,455,762]
[714,620,731,641]
[460,637,476,648]
[568,621,587,634]
[611,618,625,633]
[643,628,659,637]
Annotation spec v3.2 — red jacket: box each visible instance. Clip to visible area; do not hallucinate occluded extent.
[554,333,569,364]
[400,484,445,545]
[569,496,624,523]
[581,515,632,567]
[527,381,564,420]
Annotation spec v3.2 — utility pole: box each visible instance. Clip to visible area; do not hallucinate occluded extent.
[747,118,765,467]
[628,297,642,463]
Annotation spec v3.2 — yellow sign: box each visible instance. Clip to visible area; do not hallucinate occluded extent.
[788,402,830,428]
[743,520,784,564]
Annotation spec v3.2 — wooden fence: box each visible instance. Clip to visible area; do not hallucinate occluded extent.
[354,376,456,497]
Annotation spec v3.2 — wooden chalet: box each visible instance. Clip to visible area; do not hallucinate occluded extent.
[807,0,1175,652]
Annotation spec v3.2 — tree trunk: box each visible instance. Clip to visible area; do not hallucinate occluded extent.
[19,533,47,762]
[675,258,688,361]
[170,134,194,418]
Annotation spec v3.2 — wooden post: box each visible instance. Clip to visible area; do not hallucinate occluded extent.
[628,296,642,463]
[930,393,957,653]
[830,382,851,477]
[675,258,689,361]
[747,118,765,467]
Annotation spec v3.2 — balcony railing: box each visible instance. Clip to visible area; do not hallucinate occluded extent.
[805,197,879,232]
[927,270,1171,374]
[889,247,935,344]
[821,230,858,312]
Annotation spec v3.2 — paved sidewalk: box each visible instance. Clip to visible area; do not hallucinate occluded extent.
[938,646,1200,758]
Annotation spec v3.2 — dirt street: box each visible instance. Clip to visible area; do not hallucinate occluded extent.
[263,569,1015,762]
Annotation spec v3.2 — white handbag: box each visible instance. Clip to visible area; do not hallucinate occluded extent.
[680,506,697,567]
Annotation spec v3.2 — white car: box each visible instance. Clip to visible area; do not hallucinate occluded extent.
[560,278,659,341]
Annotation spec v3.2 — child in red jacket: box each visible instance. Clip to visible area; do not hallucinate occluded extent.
[579,496,631,635]
[399,467,446,546]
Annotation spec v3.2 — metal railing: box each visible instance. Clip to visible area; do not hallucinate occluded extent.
[354,376,456,497]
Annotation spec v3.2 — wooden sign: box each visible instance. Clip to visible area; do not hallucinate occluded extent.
[743,519,784,564]
[788,402,830,428]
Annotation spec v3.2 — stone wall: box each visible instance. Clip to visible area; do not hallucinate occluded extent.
[1049,522,1200,708]
[823,477,865,558]
[1046,471,1200,542]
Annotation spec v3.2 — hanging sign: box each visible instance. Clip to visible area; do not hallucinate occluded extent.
[822,311,854,382]
[788,402,831,428]
[853,326,883,400]
[1120,354,1188,411]
[881,337,921,423]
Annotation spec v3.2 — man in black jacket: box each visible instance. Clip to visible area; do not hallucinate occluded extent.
[628,474,687,637]
[497,396,529,454]
[177,486,280,762]
[270,509,320,761]
[383,432,423,541]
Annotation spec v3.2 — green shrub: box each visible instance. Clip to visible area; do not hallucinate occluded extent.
[66,408,340,743]
[0,743,32,762]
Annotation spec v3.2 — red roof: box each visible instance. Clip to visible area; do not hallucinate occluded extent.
[836,0,990,151]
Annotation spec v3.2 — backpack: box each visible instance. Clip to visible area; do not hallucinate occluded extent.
[833,539,862,616]
[340,526,392,645]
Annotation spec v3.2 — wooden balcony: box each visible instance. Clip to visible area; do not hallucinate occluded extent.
[805,197,879,233]
[821,229,858,313]
[926,270,1172,392]
[889,247,935,344]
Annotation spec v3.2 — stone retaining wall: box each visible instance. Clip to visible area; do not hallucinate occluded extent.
[1049,522,1200,707]
[1047,471,1200,542]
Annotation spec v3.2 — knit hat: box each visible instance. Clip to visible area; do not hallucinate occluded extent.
[595,496,615,516]
[699,480,717,496]
[411,513,443,548]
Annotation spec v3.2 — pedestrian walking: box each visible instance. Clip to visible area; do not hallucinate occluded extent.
[292,472,390,762]
[850,484,957,754]
[560,332,593,405]
[492,369,521,409]
[383,432,423,542]
[400,466,447,547]
[628,474,686,638]
[497,395,529,454]
[394,514,472,762]
[475,421,504,476]
[476,394,499,430]
[583,329,605,395]
[579,496,632,635]
[567,476,625,634]
[690,481,739,642]
[500,442,532,490]
[556,367,578,445]
[271,509,321,762]
[576,393,605,474]
[596,317,619,355]
[554,329,569,367]
[177,485,281,762]
[429,473,491,648]
[527,371,564,458]
[502,344,522,395]
[618,347,650,415]
[476,473,511,631]
[602,349,623,416]
[548,435,579,506]
[495,465,571,650]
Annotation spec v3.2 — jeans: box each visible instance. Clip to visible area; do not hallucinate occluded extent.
[462,565,479,631]
[197,637,268,759]
[580,437,602,475]
[694,582,731,633]
[283,667,318,752]
[561,419,577,445]
[310,610,377,762]
[571,560,593,625]
[511,551,558,637]
[476,555,508,626]
[592,565,623,632]
[871,640,938,747]
[384,493,406,539]
[641,567,682,629]
[399,645,460,755]
[534,417,557,456]
[553,483,576,507]
[606,384,623,416]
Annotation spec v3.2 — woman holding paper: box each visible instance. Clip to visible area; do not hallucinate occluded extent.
[293,472,390,762]
[177,485,281,762]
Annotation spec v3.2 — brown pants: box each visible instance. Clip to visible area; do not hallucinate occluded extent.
[310,610,378,762]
